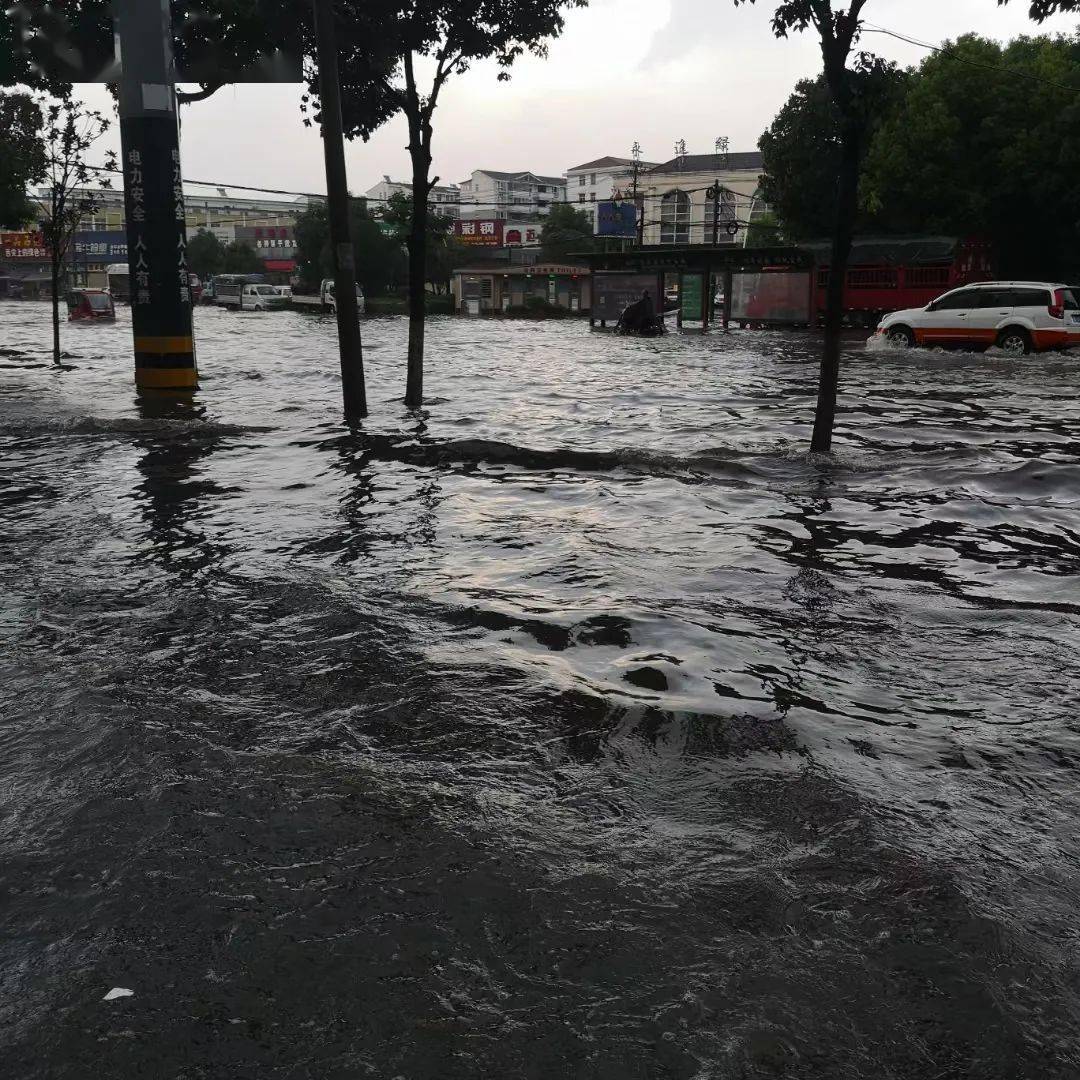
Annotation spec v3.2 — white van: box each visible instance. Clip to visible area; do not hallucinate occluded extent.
[216,281,286,311]
[320,279,366,316]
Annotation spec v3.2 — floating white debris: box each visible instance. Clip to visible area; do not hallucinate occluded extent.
[103,987,134,1001]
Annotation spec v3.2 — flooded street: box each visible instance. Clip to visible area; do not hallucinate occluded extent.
[3,300,1080,1078]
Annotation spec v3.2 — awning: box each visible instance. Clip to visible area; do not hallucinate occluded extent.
[264,259,296,272]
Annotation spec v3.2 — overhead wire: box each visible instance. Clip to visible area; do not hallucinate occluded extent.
[861,23,1080,94]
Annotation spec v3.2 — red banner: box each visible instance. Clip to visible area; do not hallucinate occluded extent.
[1,231,47,259]
[455,219,503,246]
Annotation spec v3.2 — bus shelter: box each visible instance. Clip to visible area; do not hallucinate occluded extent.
[581,245,816,331]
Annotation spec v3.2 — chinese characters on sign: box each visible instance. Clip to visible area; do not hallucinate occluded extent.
[453,219,504,246]
[173,150,190,305]
[128,149,150,305]
[1,230,129,259]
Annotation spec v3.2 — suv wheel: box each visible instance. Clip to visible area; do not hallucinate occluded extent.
[886,325,915,349]
[997,327,1032,356]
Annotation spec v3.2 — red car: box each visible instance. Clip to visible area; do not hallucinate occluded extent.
[66,289,115,321]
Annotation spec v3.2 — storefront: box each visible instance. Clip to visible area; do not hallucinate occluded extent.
[451,264,591,315]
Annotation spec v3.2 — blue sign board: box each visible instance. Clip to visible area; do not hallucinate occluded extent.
[596,201,637,238]
[70,231,129,260]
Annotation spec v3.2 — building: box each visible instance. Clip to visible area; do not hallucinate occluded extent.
[364,176,461,218]
[451,260,590,315]
[1,186,311,288]
[26,185,311,241]
[564,155,661,232]
[457,170,567,220]
[638,151,769,246]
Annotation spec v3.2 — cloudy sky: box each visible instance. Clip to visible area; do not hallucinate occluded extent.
[72,0,1077,199]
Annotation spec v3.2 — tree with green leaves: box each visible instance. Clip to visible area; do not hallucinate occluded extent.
[540,203,597,262]
[861,34,1080,282]
[186,230,225,279]
[333,0,587,409]
[221,240,263,274]
[999,0,1079,17]
[293,198,408,296]
[0,92,47,227]
[380,191,457,291]
[37,99,115,366]
[734,0,891,454]
[757,69,904,241]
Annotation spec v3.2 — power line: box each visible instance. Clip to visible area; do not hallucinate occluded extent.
[862,23,1080,93]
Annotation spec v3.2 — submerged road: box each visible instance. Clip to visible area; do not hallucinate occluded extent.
[2,302,1080,1078]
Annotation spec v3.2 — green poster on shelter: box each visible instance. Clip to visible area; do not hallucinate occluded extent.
[681,273,704,322]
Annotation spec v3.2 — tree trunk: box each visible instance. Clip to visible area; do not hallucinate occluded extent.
[810,119,860,455]
[51,259,61,366]
[404,153,429,410]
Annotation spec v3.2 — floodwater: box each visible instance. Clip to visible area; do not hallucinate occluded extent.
[2,301,1080,1079]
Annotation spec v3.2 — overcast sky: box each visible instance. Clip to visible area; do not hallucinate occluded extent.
[70,0,1078,199]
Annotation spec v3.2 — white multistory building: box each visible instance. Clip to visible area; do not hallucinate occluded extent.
[456,170,567,220]
[363,176,461,218]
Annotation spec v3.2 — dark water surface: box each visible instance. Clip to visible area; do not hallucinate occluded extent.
[3,302,1080,1078]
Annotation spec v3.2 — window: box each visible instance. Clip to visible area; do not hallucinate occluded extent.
[1008,287,1051,307]
[579,176,586,186]
[972,289,1010,309]
[480,279,493,299]
[933,289,981,310]
[589,192,595,201]
[579,193,586,202]
[660,190,691,244]
[1061,288,1078,310]
[590,173,596,184]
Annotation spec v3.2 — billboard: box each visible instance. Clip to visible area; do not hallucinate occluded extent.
[234,225,295,254]
[730,271,812,323]
[597,201,637,238]
[592,273,661,322]
[455,220,504,246]
[1,231,46,259]
[71,231,129,259]
[1,230,130,260]
[504,226,540,246]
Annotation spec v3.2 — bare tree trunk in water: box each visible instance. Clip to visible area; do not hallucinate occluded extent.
[405,149,429,410]
[811,121,860,454]
[51,261,61,366]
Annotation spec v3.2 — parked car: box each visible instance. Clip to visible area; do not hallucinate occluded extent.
[273,285,293,299]
[877,281,1079,355]
[320,278,365,315]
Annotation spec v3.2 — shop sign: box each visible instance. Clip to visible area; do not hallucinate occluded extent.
[1,231,47,258]
[455,219,504,246]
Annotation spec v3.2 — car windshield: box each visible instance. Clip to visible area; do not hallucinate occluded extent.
[1061,288,1078,310]
[255,287,276,295]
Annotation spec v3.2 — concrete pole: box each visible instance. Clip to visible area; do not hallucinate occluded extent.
[113,0,197,390]
[312,0,367,421]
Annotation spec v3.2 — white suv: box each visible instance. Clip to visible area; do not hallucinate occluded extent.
[877,281,1079,355]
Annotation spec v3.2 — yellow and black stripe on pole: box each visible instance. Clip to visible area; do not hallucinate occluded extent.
[134,335,198,389]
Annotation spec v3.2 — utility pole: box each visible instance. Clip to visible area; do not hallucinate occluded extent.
[631,141,644,247]
[114,0,197,391]
[312,0,367,421]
